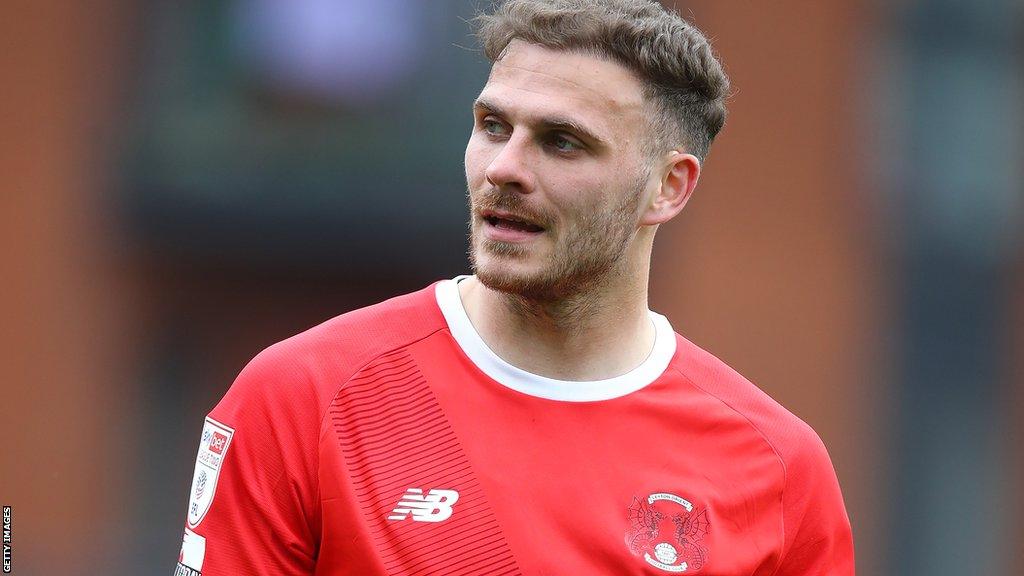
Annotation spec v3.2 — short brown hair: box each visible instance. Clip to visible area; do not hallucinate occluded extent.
[475,0,729,161]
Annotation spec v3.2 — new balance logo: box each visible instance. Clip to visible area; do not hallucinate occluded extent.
[387,488,460,522]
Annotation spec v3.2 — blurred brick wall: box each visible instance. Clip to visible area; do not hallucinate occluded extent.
[0,0,133,573]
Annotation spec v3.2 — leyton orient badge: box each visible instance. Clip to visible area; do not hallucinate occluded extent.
[625,492,710,573]
[186,417,235,528]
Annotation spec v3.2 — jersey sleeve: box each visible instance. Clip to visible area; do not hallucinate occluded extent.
[175,343,322,576]
[772,429,855,576]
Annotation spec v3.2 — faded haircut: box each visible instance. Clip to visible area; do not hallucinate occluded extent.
[474,0,729,161]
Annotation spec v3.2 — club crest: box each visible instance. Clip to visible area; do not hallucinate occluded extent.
[625,492,710,573]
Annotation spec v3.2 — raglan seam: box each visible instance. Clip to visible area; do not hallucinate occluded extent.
[667,364,789,576]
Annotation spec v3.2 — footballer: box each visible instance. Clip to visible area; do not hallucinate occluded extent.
[174,1,855,574]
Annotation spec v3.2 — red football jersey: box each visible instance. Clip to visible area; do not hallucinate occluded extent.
[175,276,854,575]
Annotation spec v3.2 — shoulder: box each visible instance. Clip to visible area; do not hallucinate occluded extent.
[667,334,832,471]
[214,281,448,419]
[185,280,452,571]
[667,333,853,570]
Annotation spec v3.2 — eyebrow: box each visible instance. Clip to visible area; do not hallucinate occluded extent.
[473,97,609,149]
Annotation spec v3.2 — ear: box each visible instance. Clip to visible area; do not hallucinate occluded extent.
[639,151,701,226]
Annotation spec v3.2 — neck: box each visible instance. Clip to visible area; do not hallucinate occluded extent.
[459,259,655,382]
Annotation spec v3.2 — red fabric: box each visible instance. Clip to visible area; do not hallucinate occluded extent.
[178,281,854,575]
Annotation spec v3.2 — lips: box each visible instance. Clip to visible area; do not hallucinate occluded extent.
[480,210,545,233]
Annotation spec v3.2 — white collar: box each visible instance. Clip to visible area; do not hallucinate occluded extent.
[434,275,676,402]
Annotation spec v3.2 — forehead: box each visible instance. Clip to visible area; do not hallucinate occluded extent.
[479,40,647,143]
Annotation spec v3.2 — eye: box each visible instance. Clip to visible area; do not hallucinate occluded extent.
[549,133,583,154]
[481,117,509,137]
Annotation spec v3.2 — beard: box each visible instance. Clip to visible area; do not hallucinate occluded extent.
[466,171,647,302]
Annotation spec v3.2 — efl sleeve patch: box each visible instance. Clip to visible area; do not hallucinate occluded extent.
[186,417,235,528]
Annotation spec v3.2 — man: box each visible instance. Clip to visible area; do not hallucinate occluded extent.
[175,1,855,574]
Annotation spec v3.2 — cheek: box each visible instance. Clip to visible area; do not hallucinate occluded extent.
[555,178,606,216]
[464,138,491,188]
[557,179,631,231]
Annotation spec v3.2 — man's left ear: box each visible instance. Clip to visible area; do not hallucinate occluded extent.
[640,151,701,226]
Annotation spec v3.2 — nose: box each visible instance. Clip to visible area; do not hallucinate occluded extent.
[484,133,535,193]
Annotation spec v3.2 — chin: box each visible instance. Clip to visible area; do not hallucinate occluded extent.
[469,231,580,301]
[473,254,530,291]
[473,258,577,303]
[471,251,536,295]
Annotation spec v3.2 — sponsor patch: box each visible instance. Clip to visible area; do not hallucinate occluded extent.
[186,417,234,528]
[177,527,206,573]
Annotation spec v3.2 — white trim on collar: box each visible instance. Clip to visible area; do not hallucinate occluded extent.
[434,275,676,402]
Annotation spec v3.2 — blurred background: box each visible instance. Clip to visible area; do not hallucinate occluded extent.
[1,0,1021,574]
